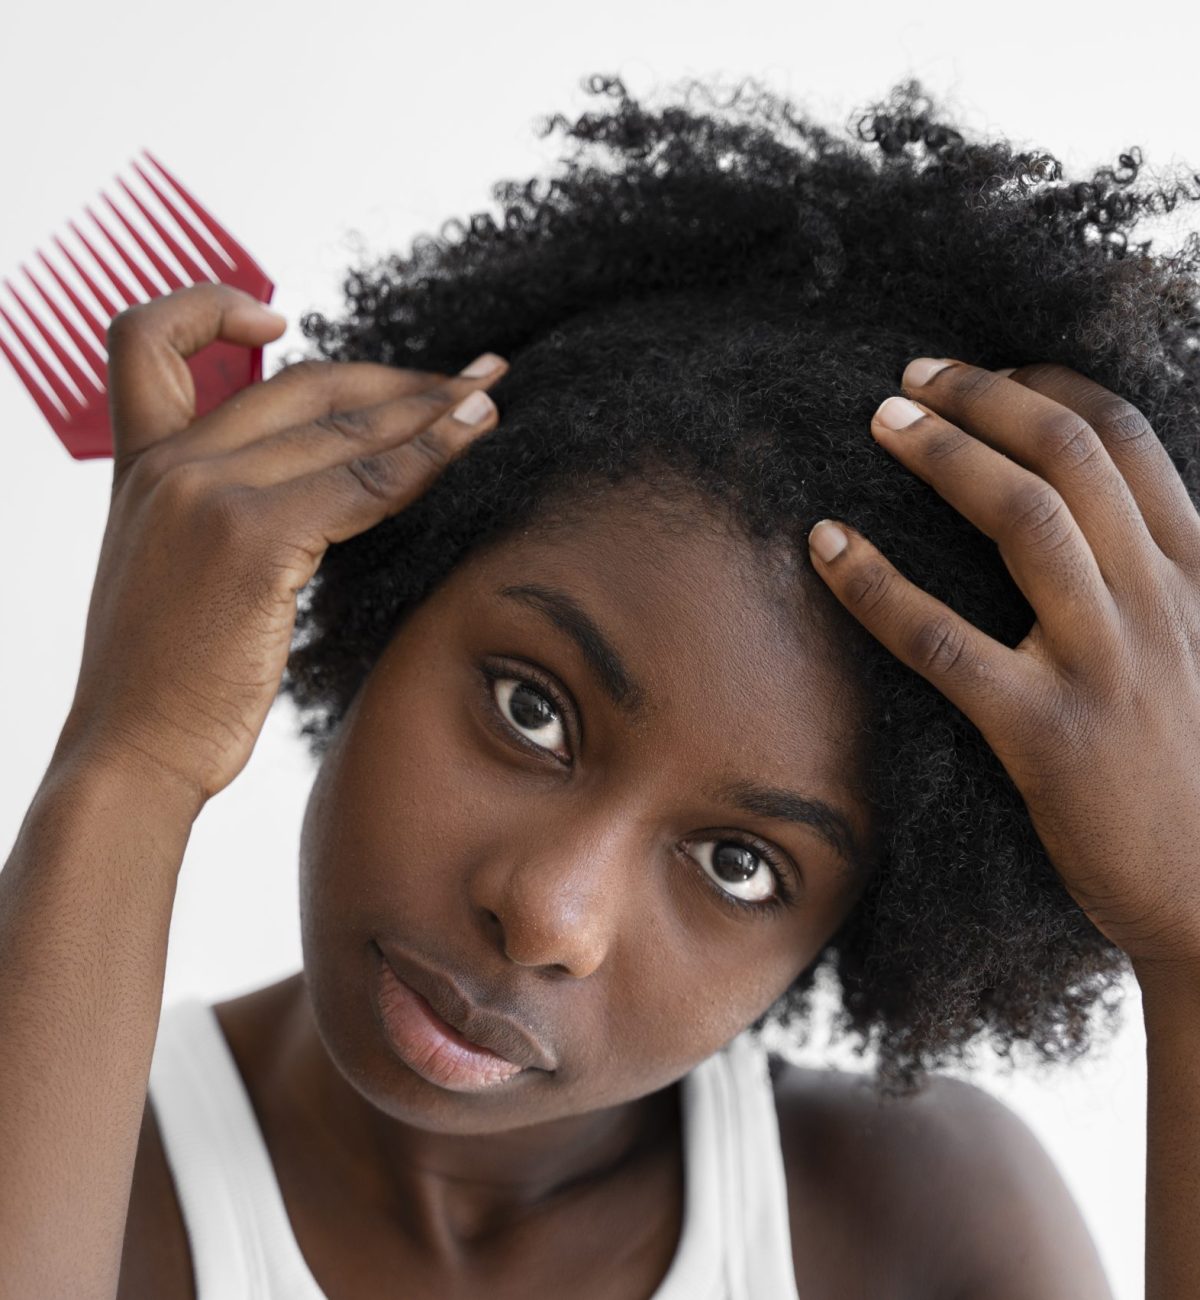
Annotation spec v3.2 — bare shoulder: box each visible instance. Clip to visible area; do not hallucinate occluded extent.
[117,1092,196,1300]
[769,1059,1115,1300]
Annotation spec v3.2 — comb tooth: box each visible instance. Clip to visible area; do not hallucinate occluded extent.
[100,188,183,291]
[0,322,72,428]
[140,148,272,291]
[138,149,242,269]
[69,218,139,307]
[6,276,101,399]
[54,234,119,321]
[129,159,221,278]
[42,245,110,347]
[86,204,158,299]
[0,292,83,412]
[115,173,211,284]
[132,157,234,274]
[26,259,106,370]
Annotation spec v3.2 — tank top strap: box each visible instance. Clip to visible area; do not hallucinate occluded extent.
[719,1032,803,1299]
[148,998,328,1300]
[652,1029,801,1300]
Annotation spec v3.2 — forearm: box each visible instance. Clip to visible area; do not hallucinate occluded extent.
[0,748,198,1299]
[1136,959,1200,1300]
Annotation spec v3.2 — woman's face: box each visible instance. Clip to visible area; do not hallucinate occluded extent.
[298,483,874,1135]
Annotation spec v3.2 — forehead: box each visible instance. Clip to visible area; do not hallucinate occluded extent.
[441,483,866,800]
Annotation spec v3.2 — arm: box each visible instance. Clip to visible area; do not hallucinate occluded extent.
[0,282,505,1297]
[1134,960,1200,1300]
[0,745,199,1299]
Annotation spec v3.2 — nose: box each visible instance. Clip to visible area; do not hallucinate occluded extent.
[468,809,634,978]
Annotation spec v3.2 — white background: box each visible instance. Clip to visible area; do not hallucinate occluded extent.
[3,3,1196,1296]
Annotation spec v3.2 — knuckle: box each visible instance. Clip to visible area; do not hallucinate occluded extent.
[1037,411,1102,470]
[159,464,247,540]
[121,439,175,491]
[407,424,456,471]
[908,618,972,677]
[1096,397,1156,450]
[105,304,147,351]
[157,460,212,508]
[842,561,895,617]
[1005,481,1073,551]
[343,452,406,501]
[312,408,375,445]
[920,425,973,464]
[949,365,1003,412]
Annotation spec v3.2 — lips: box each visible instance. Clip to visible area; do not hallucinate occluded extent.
[371,940,556,1077]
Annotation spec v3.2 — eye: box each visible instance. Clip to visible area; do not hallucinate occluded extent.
[488,671,570,759]
[691,838,791,908]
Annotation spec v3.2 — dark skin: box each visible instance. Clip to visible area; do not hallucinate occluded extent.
[275,488,873,1291]
[0,284,1119,1297]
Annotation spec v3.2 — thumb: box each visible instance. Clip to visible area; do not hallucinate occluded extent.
[106,283,286,464]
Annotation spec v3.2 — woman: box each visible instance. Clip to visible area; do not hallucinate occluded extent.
[3,73,1198,1297]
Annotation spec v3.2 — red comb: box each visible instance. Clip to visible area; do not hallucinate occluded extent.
[0,150,275,460]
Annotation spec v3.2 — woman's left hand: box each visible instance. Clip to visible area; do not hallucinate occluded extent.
[808,357,1200,974]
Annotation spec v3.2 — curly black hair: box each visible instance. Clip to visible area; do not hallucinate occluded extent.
[276,72,1200,1097]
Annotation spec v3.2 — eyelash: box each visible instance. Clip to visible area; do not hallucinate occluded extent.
[695,840,796,917]
[478,661,797,916]
[480,660,576,764]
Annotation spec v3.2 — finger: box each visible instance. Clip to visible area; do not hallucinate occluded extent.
[806,519,1035,737]
[870,394,1118,666]
[993,362,1200,570]
[217,381,501,488]
[901,359,1159,594]
[258,383,499,550]
[106,283,286,463]
[166,351,508,463]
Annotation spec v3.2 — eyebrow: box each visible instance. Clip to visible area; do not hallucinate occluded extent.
[497,582,871,883]
[499,583,649,719]
[715,780,869,885]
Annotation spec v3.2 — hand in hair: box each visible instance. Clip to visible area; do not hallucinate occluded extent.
[809,356,1200,975]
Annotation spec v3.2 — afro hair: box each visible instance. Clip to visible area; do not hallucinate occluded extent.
[276,72,1200,1096]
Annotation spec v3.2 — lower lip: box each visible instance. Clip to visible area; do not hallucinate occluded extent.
[372,950,526,1092]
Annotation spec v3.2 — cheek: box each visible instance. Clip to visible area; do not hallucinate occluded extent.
[608,927,797,1080]
[336,681,486,853]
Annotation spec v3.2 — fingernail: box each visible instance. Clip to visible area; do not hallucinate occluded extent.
[459,352,505,377]
[875,396,924,430]
[904,357,953,388]
[452,390,495,423]
[809,520,847,562]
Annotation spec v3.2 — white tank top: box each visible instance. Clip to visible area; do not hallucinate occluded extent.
[147,998,801,1299]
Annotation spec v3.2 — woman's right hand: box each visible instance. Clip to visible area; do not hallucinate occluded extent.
[55,282,507,815]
